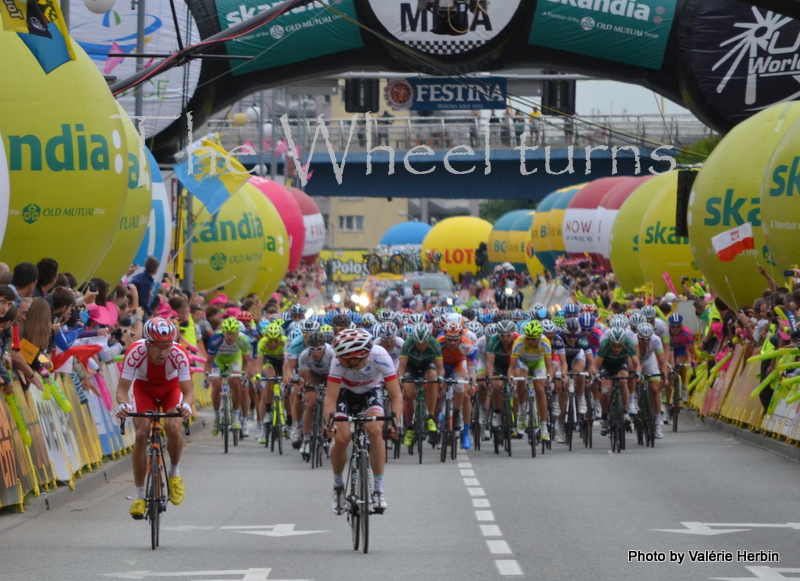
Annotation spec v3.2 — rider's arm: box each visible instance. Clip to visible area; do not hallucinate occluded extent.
[590,356,602,376]
[384,376,403,425]
[435,357,445,379]
[630,355,642,375]
[116,376,133,408]
[507,355,518,379]
[323,377,341,425]
[485,353,495,375]
[656,350,669,379]
[178,378,195,409]
[396,356,408,380]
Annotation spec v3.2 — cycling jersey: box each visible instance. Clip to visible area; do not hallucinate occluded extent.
[639,335,664,376]
[400,337,442,369]
[475,335,487,373]
[298,344,335,380]
[207,332,251,359]
[584,328,604,356]
[285,335,306,360]
[257,336,285,359]
[652,318,671,345]
[563,335,592,365]
[122,340,191,412]
[596,337,637,363]
[375,336,404,370]
[328,345,398,394]
[437,335,477,366]
[510,336,552,366]
[669,325,694,354]
[486,333,520,370]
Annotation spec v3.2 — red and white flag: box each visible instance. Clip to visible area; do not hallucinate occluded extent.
[711,223,755,262]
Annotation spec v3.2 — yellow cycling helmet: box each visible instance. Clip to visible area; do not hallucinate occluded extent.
[221,317,241,334]
[265,324,283,341]
[523,320,543,338]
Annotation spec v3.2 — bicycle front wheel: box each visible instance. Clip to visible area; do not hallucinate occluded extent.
[149,448,161,550]
[440,399,451,463]
[359,450,370,554]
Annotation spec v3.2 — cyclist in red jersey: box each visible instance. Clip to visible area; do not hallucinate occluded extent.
[116,318,195,519]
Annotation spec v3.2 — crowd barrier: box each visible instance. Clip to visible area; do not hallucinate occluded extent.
[0,359,210,511]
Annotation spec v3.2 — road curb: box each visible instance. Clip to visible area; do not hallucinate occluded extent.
[689,409,800,463]
[0,415,208,534]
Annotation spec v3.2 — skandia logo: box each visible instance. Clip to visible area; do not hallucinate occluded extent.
[5,124,124,174]
[546,0,654,22]
[210,252,227,271]
[193,212,264,243]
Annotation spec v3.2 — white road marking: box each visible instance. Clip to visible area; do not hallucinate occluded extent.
[472,498,490,507]
[495,560,523,576]
[487,540,512,554]
[220,524,326,537]
[458,462,472,468]
[481,525,502,536]
[467,487,486,496]
[476,510,495,521]
[654,522,800,536]
[464,478,480,486]
[460,469,476,476]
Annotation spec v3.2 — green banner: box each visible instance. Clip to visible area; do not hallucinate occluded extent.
[529,0,678,69]
[215,0,364,76]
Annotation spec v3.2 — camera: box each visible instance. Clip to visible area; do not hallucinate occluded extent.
[119,316,133,327]
[88,282,98,293]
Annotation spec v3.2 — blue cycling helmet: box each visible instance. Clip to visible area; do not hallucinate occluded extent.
[288,328,303,341]
[564,303,580,316]
[578,312,596,331]
[479,312,494,324]
[378,321,398,339]
[289,303,307,316]
[535,308,549,320]
[668,312,684,327]
[350,312,363,325]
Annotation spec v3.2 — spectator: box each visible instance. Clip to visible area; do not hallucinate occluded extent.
[130,256,159,316]
[32,258,58,298]
[10,262,38,305]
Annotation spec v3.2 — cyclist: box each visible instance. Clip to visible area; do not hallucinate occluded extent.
[324,329,402,514]
[256,323,285,444]
[562,317,594,416]
[297,331,335,459]
[374,322,404,370]
[283,303,307,330]
[666,312,695,424]
[636,322,669,439]
[589,327,642,436]
[437,321,477,449]
[397,323,445,447]
[205,317,252,437]
[116,318,194,519]
[508,321,553,441]
[485,320,520,431]
[284,318,322,449]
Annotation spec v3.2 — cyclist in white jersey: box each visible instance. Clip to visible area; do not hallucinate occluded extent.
[324,329,402,515]
[374,322,404,371]
[297,331,335,458]
[635,322,669,439]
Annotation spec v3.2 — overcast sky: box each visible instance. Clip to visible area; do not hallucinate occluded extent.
[576,80,692,116]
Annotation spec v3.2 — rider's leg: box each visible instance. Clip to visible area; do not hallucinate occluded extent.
[164,415,185,470]
[132,417,150,488]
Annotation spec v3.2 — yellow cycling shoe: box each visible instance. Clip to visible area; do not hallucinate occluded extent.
[130,499,146,519]
[168,477,185,505]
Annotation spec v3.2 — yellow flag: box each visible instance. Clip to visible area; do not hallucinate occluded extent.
[1,0,28,33]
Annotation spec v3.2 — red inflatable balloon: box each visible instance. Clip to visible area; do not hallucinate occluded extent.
[249,177,306,272]
[290,187,326,265]
[595,176,653,271]
[563,177,629,264]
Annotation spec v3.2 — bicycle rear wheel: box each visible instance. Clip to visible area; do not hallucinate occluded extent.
[359,450,370,554]
[440,399,451,463]
[349,462,360,551]
[565,395,574,452]
[222,396,230,454]
[149,448,161,550]
[672,377,681,433]
[528,396,537,458]
[503,397,512,457]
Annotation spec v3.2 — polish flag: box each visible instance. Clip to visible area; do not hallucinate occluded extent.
[711,223,755,262]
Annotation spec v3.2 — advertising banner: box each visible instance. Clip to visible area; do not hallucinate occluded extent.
[368,0,522,56]
[686,0,800,128]
[385,77,506,111]
[529,0,678,69]
[0,397,22,507]
[216,0,364,76]
[320,249,369,282]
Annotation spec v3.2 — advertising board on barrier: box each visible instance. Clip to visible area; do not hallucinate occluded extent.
[320,249,369,282]
[217,0,364,75]
[385,77,507,111]
[528,0,678,69]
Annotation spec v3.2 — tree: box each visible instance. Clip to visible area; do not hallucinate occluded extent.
[479,199,537,224]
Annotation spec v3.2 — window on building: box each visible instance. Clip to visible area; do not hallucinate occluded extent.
[338,215,364,232]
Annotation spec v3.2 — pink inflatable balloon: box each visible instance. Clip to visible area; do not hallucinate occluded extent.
[563,177,629,264]
[290,187,326,265]
[249,177,306,272]
[595,176,653,271]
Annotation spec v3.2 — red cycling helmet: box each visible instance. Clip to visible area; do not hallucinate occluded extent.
[237,311,254,324]
[142,317,178,343]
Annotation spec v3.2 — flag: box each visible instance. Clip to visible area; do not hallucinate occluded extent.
[662,271,679,296]
[711,223,755,262]
[173,139,251,215]
[103,41,125,75]
[14,0,76,74]
[1,0,28,32]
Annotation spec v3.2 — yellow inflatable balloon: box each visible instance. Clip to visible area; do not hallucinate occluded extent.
[488,209,529,268]
[689,102,800,309]
[762,115,800,273]
[0,34,129,281]
[610,173,673,293]
[192,188,263,299]
[92,104,151,283]
[638,172,700,296]
[421,216,493,279]
[242,181,290,300]
[508,211,543,278]
[544,184,586,268]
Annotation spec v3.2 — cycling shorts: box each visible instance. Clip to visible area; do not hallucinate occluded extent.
[133,378,182,413]
[335,387,384,419]
[213,354,242,374]
[517,356,547,378]
[565,350,586,368]
[642,354,660,377]
[599,359,628,377]
[444,359,468,378]
[672,346,689,359]
[263,355,284,372]
[302,372,328,391]
[406,361,438,378]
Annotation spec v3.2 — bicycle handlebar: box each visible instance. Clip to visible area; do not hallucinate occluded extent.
[119,411,183,435]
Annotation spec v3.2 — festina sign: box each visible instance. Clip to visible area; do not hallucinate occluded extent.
[385,77,507,111]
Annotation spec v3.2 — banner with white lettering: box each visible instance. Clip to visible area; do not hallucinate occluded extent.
[529,0,678,69]
[385,77,507,111]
